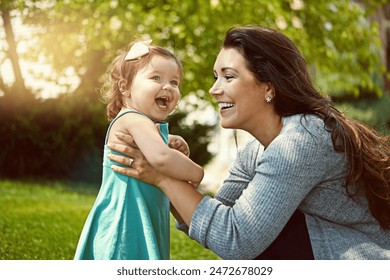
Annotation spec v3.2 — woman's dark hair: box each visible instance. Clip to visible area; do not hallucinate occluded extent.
[223,25,390,230]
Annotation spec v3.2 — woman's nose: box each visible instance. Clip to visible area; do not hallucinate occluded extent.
[209,82,223,96]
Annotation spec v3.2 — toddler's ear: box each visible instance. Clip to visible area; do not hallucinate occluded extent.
[118,79,130,97]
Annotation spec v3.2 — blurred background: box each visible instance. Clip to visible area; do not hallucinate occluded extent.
[1,0,390,260]
[1,0,390,186]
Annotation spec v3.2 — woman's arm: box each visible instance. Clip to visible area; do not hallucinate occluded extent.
[108,122,333,259]
[107,140,203,226]
[158,176,203,226]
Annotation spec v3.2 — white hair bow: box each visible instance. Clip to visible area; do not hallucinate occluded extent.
[125,39,152,60]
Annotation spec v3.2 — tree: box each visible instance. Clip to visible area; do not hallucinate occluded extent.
[356,0,390,93]
[0,1,27,96]
[2,0,387,101]
[1,0,389,183]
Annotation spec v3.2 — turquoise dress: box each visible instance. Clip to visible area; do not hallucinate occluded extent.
[74,110,170,260]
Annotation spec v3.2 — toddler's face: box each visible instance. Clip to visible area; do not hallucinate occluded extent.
[127,55,181,122]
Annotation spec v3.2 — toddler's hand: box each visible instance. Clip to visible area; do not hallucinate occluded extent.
[168,135,190,157]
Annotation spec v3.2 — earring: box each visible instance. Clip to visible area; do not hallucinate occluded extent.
[265,96,272,103]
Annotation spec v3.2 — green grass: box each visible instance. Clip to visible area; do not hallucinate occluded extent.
[0,180,220,260]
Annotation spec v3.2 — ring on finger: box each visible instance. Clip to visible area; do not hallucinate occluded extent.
[128,157,134,167]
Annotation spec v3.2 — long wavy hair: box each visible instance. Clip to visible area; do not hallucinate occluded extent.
[101,43,183,121]
[223,25,390,230]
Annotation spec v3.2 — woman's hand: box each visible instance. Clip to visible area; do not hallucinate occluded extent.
[107,132,164,187]
[109,132,203,227]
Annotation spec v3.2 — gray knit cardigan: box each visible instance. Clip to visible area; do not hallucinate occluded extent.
[188,114,390,259]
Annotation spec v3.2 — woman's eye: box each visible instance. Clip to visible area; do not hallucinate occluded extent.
[224,75,234,80]
[213,76,218,81]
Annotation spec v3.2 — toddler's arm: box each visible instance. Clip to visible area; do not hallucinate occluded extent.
[121,114,204,185]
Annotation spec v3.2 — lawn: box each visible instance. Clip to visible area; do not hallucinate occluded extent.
[0,180,220,260]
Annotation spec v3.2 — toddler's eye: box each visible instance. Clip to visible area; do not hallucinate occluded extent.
[171,80,179,86]
[152,76,161,81]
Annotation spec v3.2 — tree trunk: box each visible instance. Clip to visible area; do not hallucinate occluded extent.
[0,74,10,96]
[1,8,27,95]
[74,48,106,99]
[356,1,390,94]
[373,3,390,94]
[383,4,390,94]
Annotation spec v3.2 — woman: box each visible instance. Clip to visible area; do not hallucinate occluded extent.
[107,25,390,259]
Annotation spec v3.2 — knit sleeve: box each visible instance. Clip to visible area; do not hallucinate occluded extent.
[214,140,262,206]
[189,115,335,259]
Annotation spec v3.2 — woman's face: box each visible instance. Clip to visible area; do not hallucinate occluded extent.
[209,48,273,133]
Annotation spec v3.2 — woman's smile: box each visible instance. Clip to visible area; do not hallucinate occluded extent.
[218,102,235,110]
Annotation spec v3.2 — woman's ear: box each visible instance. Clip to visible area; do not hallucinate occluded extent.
[264,82,275,103]
[266,82,274,96]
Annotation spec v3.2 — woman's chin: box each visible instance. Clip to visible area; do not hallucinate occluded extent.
[220,121,234,129]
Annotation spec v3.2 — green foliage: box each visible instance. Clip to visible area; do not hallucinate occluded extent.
[1,0,389,182]
[0,95,107,183]
[0,93,214,183]
[295,1,385,97]
[13,0,387,101]
[0,180,220,260]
